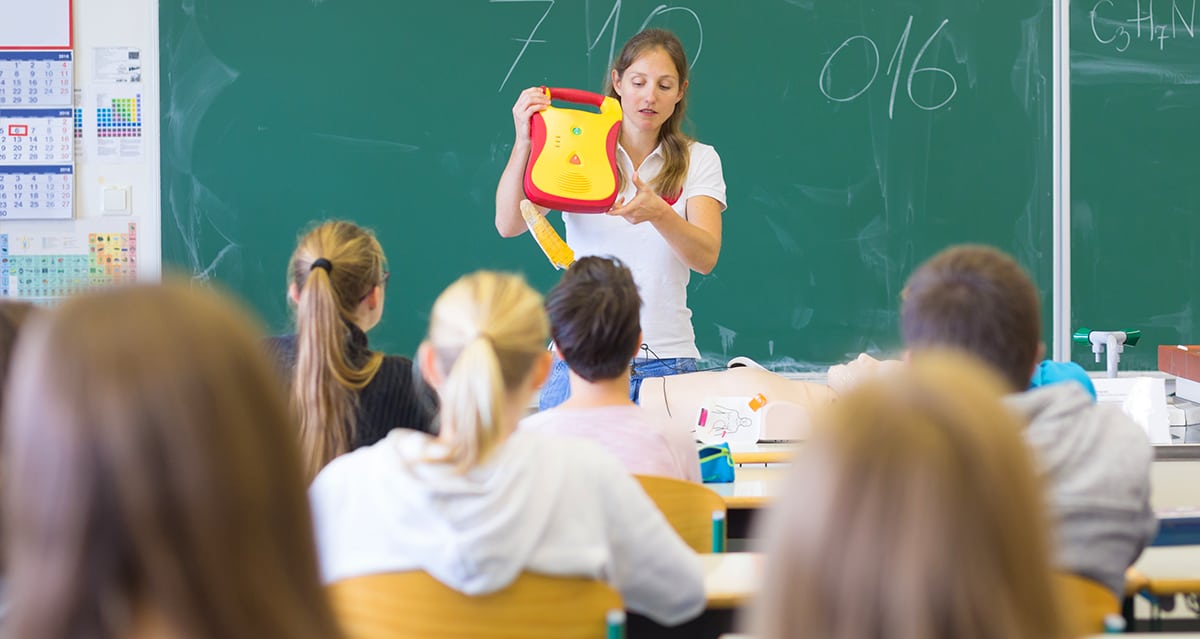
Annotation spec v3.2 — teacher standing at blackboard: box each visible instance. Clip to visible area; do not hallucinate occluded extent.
[495,29,727,410]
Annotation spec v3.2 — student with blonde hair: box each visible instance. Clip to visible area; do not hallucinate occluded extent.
[3,284,341,639]
[309,271,705,627]
[750,351,1067,639]
[268,220,436,480]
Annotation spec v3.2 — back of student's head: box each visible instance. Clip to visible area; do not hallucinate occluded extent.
[423,271,548,472]
[3,284,341,639]
[752,350,1065,639]
[288,220,388,478]
[900,244,1041,390]
[546,256,641,382]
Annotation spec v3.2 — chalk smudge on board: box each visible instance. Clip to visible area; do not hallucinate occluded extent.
[791,306,814,330]
[313,133,420,152]
[763,216,800,253]
[162,16,240,277]
[716,324,737,357]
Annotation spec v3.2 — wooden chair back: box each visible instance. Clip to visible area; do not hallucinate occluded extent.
[328,571,623,639]
[635,474,728,553]
[1055,572,1120,636]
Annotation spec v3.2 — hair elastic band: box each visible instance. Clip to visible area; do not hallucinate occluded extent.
[310,258,333,274]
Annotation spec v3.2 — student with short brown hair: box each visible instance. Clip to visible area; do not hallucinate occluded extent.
[522,256,700,482]
[751,351,1068,639]
[901,244,1043,389]
[900,244,1155,597]
[3,284,341,639]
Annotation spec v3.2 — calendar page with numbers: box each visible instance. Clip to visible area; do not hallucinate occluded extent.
[0,166,74,220]
[0,108,73,164]
[0,51,74,220]
[0,51,73,108]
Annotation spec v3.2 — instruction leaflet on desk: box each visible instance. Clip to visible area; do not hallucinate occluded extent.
[0,50,74,220]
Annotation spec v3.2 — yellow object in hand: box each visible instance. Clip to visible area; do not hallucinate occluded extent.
[520,199,575,270]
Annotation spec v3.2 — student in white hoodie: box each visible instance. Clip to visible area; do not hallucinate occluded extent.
[309,270,705,627]
[899,245,1157,597]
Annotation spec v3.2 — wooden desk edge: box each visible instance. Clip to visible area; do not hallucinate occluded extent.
[1145,577,1200,595]
[724,496,768,509]
[731,451,792,464]
[1125,568,1149,596]
[706,593,746,609]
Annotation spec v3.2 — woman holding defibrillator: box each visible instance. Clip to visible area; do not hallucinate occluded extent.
[494,29,727,410]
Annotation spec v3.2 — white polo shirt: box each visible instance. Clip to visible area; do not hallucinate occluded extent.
[563,141,727,360]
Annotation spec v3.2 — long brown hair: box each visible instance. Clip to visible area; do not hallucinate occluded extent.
[750,350,1066,639]
[605,28,692,199]
[3,283,341,639]
[288,220,388,479]
[423,271,548,473]
[0,300,36,426]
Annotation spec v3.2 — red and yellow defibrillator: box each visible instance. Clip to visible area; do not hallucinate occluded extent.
[524,87,622,213]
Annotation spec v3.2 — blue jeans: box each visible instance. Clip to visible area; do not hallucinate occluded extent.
[538,356,699,410]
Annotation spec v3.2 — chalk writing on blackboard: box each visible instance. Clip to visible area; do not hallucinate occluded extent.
[1089,0,1197,52]
[818,16,958,119]
[493,1,704,92]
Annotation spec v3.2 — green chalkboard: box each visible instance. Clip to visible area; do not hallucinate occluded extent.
[161,0,1053,370]
[1071,0,1200,371]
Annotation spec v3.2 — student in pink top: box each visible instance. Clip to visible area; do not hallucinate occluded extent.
[521,256,701,482]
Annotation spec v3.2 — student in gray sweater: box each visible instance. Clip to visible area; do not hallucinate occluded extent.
[899,244,1156,597]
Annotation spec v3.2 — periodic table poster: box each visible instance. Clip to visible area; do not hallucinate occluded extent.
[0,51,74,221]
[0,221,136,301]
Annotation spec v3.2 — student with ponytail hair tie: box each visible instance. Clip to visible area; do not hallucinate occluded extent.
[267,221,436,480]
[309,271,705,627]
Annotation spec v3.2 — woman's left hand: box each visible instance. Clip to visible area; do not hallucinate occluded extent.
[607,172,673,225]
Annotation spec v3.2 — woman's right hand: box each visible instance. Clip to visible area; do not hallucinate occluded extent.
[512,87,551,145]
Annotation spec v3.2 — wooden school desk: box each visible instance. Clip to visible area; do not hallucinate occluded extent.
[728,443,797,465]
[1132,546,1200,596]
[709,467,781,510]
[628,553,761,639]
[720,629,1200,634]
[708,466,783,538]
[712,446,1200,542]
[702,552,762,609]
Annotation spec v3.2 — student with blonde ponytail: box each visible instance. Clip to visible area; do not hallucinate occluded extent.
[267,221,435,480]
[309,271,705,627]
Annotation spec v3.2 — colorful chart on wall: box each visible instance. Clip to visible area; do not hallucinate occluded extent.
[0,221,137,303]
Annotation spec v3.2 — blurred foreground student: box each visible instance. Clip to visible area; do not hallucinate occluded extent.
[0,301,36,407]
[3,285,341,639]
[309,271,704,626]
[268,220,436,480]
[521,256,700,482]
[751,351,1067,639]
